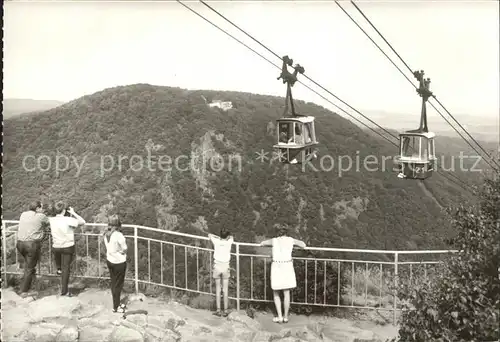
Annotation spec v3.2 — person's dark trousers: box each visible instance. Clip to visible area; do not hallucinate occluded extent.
[107,261,127,310]
[53,250,61,272]
[53,245,75,295]
[16,240,42,293]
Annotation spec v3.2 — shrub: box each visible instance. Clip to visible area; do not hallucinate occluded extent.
[291,251,347,315]
[392,175,500,341]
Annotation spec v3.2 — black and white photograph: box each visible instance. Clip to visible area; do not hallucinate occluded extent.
[2,0,499,341]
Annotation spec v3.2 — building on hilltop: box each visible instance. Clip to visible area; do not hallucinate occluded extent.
[201,95,232,111]
[208,100,233,111]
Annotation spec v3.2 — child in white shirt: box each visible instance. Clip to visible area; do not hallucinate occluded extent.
[208,229,233,317]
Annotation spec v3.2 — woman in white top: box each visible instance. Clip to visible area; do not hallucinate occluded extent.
[49,201,86,296]
[103,215,128,313]
[260,224,306,324]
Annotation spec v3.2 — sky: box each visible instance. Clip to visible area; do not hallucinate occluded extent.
[4,0,500,126]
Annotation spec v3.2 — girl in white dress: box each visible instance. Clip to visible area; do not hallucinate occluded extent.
[260,225,306,323]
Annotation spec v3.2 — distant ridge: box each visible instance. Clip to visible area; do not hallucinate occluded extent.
[3,98,65,119]
[360,109,499,143]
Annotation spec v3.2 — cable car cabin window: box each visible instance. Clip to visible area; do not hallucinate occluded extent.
[303,122,313,144]
[401,135,434,161]
[277,120,317,146]
[279,122,293,144]
[421,141,429,161]
[401,136,419,158]
[294,123,305,145]
[428,139,436,158]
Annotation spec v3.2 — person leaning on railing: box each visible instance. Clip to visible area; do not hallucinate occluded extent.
[260,224,306,324]
[103,215,128,314]
[49,202,86,297]
[16,200,50,297]
[208,229,234,317]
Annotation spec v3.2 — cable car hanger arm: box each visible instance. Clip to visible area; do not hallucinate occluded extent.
[278,55,305,117]
[406,70,433,133]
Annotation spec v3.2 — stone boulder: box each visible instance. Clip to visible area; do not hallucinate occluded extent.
[1,287,398,342]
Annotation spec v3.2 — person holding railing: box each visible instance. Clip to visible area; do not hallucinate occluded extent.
[103,215,128,313]
[260,224,306,324]
[16,200,50,297]
[208,229,234,317]
[49,202,86,296]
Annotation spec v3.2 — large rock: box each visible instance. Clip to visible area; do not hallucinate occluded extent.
[322,321,378,342]
[235,330,256,342]
[1,287,398,342]
[144,323,181,341]
[55,326,79,342]
[125,314,148,327]
[78,326,114,341]
[20,322,65,342]
[2,288,33,308]
[227,311,261,330]
[2,306,32,341]
[252,330,279,342]
[175,321,216,340]
[306,322,327,339]
[109,326,144,342]
[282,327,324,342]
[73,303,106,319]
[28,296,82,322]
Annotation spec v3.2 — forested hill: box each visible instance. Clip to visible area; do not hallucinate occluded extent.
[3,84,476,250]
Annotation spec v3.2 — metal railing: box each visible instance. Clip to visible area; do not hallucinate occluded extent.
[1,220,456,324]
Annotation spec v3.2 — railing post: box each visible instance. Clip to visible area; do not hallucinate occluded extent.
[393,252,399,325]
[2,221,7,288]
[236,243,240,312]
[134,225,139,294]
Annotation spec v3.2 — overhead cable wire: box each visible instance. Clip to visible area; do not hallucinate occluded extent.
[198,0,401,145]
[347,0,500,171]
[333,0,496,173]
[350,1,413,76]
[438,173,477,194]
[177,0,398,147]
[337,1,497,171]
[334,1,480,191]
[194,0,476,193]
[178,1,475,194]
[431,96,500,168]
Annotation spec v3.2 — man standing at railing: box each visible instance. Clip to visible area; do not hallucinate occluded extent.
[16,200,50,297]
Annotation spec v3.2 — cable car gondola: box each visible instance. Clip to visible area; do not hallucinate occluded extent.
[395,70,437,179]
[273,56,319,164]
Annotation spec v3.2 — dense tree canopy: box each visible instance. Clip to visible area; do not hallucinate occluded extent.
[394,174,500,341]
[3,83,480,250]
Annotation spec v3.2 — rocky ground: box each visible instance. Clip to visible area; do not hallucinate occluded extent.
[1,287,398,342]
